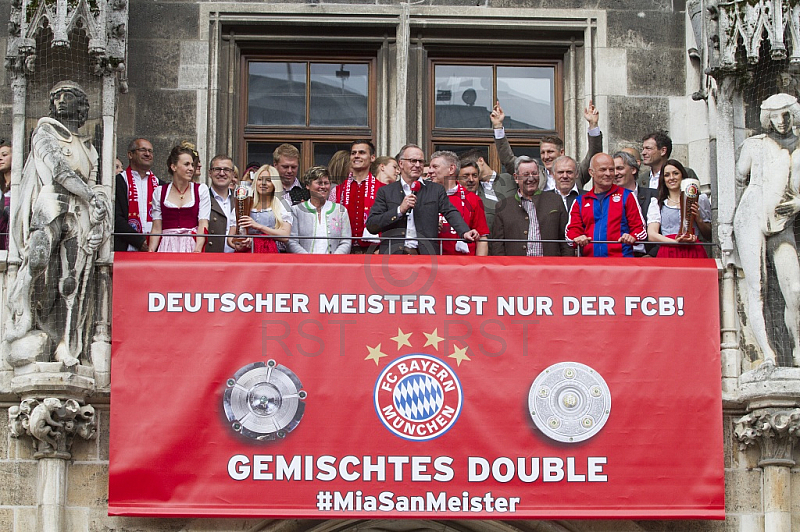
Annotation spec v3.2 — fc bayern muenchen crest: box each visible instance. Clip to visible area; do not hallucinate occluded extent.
[373,354,463,441]
[223,360,307,441]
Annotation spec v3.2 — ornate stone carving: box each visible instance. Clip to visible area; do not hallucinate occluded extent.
[5,0,128,83]
[689,0,800,75]
[3,81,111,368]
[8,397,96,459]
[734,408,800,466]
[733,93,800,367]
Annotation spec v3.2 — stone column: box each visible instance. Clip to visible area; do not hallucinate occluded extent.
[8,390,97,532]
[735,408,800,532]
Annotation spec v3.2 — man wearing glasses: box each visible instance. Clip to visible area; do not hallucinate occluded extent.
[490,157,572,257]
[114,138,163,251]
[206,155,236,253]
[366,144,480,254]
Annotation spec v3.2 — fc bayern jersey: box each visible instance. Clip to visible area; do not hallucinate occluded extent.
[566,184,646,257]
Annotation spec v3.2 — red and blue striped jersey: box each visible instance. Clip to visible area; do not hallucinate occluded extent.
[565,184,647,257]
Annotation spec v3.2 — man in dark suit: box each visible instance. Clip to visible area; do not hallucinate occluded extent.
[114,138,164,251]
[613,150,656,257]
[206,154,236,253]
[459,150,516,232]
[366,144,480,254]
[490,156,573,257]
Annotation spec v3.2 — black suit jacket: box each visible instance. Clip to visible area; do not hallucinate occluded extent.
[114,171,165,252]
[635,185,659,257]
[490,192,573,256]
[207,190,234,253]
[366,179,470,254]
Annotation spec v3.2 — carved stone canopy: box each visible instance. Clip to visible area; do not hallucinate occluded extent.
[5,0,128,81]
[693,0,800,74]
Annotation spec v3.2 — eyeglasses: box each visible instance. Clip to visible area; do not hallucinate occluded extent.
[515,173,539,178]
[133,148,154,154]
[400,158,425,166]
[211,167,233,174]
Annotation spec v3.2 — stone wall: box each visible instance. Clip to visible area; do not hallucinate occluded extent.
[0,0,790,530]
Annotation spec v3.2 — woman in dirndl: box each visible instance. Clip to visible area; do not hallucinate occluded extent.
[148,145,210,252]
[646,159,711,258]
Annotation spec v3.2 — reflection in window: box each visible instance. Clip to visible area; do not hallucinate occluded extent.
[246,143,302,170]
[497,67,554,130]
[310,64,369,127]
[313,143,352,168]
[248,63,306,126]
[434,65,493,129]
[433,64,555,131]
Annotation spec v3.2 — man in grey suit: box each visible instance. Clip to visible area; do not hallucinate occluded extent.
[614,150,656,257]
[366,144,480,255]
[490,157,573,257]
[491,101,602,190]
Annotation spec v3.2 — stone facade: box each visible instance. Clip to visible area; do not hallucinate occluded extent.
[1,0,800,531]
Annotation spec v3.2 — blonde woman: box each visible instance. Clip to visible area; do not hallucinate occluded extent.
[228,164,291,253]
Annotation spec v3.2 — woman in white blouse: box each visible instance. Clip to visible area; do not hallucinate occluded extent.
[646,159,711,258]
[148,145,210,253]
[289,166,352,254]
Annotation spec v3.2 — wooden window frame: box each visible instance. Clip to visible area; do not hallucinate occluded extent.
[427,57,563,171]
[239,55,377,170]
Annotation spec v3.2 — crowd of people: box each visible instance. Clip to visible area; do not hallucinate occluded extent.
[3,101,713,258]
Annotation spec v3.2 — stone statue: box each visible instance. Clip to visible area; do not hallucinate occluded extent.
[8,397,96,457]
[733,93,800,367]
[4,81,111,368]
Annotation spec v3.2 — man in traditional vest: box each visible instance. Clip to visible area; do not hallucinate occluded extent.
[114,138,163,251]
[206,154,236,253]
[330,139,384,254]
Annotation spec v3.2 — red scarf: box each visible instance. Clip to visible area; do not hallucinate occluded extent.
[336,172,382,246]
[126,167,158,233]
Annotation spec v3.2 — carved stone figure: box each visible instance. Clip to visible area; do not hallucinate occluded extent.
[8,397,96,458]
[733,93,800,367]
[4,81,111,368]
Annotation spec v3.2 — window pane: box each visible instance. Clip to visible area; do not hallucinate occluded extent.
[434,65,493,129]
[497,66,554,130]
[248,62,307,126]
[433,144,488,161]
[313,143,352,168]
[246,142,302,174]
[309,63,369,126]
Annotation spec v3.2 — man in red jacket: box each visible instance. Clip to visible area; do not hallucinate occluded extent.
[566,153,647,257]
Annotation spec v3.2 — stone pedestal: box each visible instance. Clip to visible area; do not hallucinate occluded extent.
[735,406,800,532]
[7,362,97,532]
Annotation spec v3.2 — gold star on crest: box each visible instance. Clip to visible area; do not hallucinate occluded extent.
[448,344,471,366]
[365,343,388,366]
[423,328,444,351]
[390,328,413,350]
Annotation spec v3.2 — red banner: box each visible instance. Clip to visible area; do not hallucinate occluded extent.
[110,254,724,519]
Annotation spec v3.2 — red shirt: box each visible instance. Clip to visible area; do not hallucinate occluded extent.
[335,174,385,249]
[439,184,490,255]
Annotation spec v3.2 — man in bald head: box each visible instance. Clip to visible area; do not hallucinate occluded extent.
[566,153,647,257]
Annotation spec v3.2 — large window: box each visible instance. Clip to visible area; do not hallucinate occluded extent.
[429,59,561,170]
[242,58,375,169]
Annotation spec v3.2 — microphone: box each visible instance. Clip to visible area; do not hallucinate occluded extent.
[408,180,421,211]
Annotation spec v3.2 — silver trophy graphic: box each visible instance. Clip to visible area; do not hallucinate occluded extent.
[223,360,307,441]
